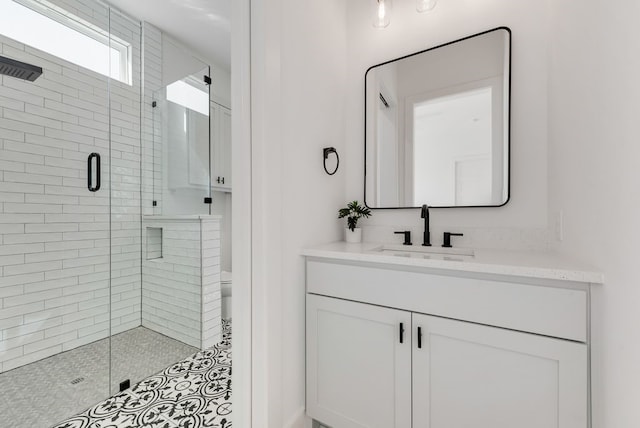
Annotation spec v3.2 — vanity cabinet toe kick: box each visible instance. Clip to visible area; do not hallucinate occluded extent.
[305,258,593,428]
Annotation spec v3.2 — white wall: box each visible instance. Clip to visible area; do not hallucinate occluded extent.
[249,0,348,425]
[230,0,251,426]
[547,1,640,426]
[345,0,550,250]
[251,0,553,425]
[251,1,640,428]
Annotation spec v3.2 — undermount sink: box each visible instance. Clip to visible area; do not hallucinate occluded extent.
[371,244,475,258]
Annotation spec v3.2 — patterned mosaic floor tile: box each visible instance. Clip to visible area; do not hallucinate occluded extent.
[51,320,232,428]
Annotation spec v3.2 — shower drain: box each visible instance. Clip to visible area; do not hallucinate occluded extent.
[70,377,85,385]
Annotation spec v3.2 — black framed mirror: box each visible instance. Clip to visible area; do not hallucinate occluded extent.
[364,27,511,209]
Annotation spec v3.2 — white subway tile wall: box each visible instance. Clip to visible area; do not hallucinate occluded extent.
[141,217,222,348]
[0,0,142,373]
[201,217,222,348]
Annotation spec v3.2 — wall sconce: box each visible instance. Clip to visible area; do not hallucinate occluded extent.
[372,0,392,28]
[373,0,438,28]
[416,0,438,13]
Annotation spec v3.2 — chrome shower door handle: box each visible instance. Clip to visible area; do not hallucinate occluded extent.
[88,152,101,192]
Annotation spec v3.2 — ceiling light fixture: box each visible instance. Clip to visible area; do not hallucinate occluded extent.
[373,0,438,28]
[416,0,438,13]
[372,0,391,28]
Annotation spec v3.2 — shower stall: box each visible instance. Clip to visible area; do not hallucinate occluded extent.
[0,0,222,426]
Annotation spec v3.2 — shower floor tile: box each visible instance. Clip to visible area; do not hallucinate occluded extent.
[0,326,200,428]
[51,319,232,428]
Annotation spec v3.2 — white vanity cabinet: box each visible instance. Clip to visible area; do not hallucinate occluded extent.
[305,254,595,428]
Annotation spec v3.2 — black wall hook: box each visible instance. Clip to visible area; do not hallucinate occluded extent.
[323,147,339,175]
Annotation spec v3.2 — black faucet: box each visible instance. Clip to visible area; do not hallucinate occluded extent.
[442,232,463,248]
[420,204,431,246]
[394,231,412,245]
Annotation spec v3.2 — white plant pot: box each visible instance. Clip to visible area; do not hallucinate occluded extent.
[345,227,362,243]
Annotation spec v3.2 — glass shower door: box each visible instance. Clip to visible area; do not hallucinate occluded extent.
[105,9,211,397]
[0,0,112,425]
[106,7,145,396]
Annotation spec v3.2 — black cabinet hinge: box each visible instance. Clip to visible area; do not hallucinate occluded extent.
[204,75,211,85]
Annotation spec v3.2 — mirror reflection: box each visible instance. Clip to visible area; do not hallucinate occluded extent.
[365,27,511,208]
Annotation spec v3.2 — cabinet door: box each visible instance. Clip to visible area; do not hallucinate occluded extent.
[412,314,587,428]
[307,294,412,428]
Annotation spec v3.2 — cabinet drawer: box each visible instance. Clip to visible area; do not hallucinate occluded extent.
[306,259,587,342]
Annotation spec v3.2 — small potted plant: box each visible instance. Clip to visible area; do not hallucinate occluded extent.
[338,200,372,243]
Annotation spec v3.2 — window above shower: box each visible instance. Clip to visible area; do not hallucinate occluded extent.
[0,0,132,84]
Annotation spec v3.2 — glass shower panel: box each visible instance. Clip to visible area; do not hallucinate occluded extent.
[0,0,111,425]
[153,65,211,215]
[106,7,145,395]
[107,8,208,397]
[136,53,214,385]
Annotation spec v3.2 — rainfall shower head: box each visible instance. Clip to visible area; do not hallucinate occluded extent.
[0,55,42,82]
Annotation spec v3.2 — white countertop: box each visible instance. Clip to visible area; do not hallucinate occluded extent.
[302,242,604,284]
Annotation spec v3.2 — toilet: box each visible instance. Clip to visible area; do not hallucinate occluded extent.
[221,270,232,319]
